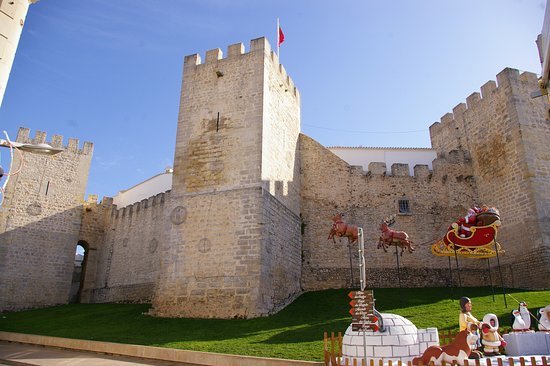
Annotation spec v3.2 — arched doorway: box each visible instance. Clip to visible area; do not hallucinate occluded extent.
[69,241,89,303]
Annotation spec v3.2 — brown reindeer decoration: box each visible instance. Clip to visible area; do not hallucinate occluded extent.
[327,213,359,245]
[377,215,414,255]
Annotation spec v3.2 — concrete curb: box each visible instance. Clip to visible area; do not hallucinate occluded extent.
[0,332,322,366]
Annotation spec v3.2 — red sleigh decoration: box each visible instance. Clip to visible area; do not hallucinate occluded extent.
[431,209,505,258]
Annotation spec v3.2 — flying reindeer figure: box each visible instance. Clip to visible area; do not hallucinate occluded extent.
[327,212,358,245]
[377,215,414,255]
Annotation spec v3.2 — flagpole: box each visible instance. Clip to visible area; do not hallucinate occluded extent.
[277,17,280,59]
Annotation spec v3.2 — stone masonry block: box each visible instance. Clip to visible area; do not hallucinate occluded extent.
[452,103,467,118]
[205,48,222,62]
[184,53,201,66]
[33,131,46,144]
[368,162,386,175]
[466,92,481,108]
[441,112,454,125]
[414,164,430,179]
[16,127,30,142]
[519,71,538,84]
[68,138,79,153]
[250,37,270,53]
[496,67,519,87]
[391,163,409,176]
[480,80,497,98]
[227,42,244,57]
[51,135,63,148]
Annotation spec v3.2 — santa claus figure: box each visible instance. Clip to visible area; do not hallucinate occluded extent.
[459,206,480,238]
[481,313,506,356]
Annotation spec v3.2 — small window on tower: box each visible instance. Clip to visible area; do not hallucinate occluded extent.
[398,199,411,214]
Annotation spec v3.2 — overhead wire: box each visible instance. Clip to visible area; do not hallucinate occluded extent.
[301,123,428,134]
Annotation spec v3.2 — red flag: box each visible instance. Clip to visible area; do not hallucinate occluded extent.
[278,26,285,46]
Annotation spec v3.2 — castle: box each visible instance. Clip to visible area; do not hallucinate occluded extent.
[0,37,548,318]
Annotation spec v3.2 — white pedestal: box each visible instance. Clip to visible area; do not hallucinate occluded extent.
[503,332,550,356]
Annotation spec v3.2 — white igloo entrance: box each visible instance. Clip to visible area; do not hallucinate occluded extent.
[341,313,439,365]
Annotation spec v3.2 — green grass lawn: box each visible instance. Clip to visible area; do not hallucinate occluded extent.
[1,287,549,361]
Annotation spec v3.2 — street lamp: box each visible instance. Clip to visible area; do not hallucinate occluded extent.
[0,130,63,191]
[0,138,64,155]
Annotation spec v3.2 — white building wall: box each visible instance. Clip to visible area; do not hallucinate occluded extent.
[329,147,437,175]
[112,170,172,208]
[0,0,36,109]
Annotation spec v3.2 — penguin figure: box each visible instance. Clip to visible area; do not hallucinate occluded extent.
[518,302,531,330]
[538,305,550,331]
[511,309,528,331]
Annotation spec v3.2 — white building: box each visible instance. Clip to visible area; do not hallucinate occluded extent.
[112,168,173,208]
[0,0,37,108]
[328,146,437,175]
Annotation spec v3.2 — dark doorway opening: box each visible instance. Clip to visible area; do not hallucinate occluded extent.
[69,241,89,303]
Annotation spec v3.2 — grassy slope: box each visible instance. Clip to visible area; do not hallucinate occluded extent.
[1,287,548,361]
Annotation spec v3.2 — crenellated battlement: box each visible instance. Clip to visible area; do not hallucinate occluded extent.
[428,68,541,160]
[15,127,93,155]
[429,68,538,138]
[110,191,168,220]
[84,195,113,206]
[349,150,470,180]
[183,37,299,99]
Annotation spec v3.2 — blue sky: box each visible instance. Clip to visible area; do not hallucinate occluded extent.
[0,0,545,199]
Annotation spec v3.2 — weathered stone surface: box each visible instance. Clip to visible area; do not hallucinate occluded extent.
[1,46,548,316]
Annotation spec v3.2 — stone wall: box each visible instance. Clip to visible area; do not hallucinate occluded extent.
[2,62,549,316]
[0,128,93,311]
[299,134,486,291]
[151,188,268,318]
[430,69,550,289]
[83,192,168,304]
[258,190,301,314]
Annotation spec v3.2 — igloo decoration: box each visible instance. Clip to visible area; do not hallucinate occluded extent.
[341,313,439,365]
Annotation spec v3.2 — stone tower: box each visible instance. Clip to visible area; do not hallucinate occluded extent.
[0,128,93,311]
[150,37,302,318]
[430,69,550,288]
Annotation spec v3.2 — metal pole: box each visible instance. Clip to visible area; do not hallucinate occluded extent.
[486,258,495,302]
[448,256,454,297]
[358,228,367,366]
[452,244,463,294]
[348,243,355,288]
[276,18,280,58]
[494,242,507,308]
[395,243,401,289]
[358,228,366,291]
